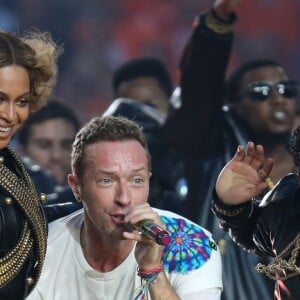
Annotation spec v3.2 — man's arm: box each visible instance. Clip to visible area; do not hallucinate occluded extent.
[165,0,242,156]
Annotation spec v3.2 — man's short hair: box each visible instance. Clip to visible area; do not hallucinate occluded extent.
[112,57,173,98]
[71,116,151,180]
[18,98,81,146]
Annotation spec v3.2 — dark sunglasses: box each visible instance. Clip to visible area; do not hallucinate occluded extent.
[246,80,298,102]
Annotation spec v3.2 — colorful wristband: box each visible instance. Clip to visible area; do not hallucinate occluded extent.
[134,265,164,300]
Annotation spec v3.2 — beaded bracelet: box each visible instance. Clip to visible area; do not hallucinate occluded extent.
[134,265,164,300]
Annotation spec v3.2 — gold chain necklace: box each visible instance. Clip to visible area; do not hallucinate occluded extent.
[256,234,300,281]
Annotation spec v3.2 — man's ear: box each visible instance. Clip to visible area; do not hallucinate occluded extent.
[68,174,81,201]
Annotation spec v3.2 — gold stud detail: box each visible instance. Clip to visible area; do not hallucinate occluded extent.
[218,239,226,255]
[0,156,4,164]
[4,197,12,205]
[0,147,47,287]
[26,277,34,286]
[40,193,47,202]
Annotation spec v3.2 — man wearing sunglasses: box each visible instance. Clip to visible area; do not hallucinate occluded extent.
[225,61,297,156]
[164,0,297,299]
[246,80,297,102]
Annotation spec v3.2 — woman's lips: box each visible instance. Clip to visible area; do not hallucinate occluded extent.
[0,126,13,137]
[0,126,11,132]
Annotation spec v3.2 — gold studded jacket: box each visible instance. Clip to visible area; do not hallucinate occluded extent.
[0,147,47,300]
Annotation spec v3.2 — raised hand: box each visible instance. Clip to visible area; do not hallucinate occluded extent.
[213,0,245,19]
[215,141,274,205]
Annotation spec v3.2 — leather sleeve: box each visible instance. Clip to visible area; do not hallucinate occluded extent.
[164,12,234,157]
[43,201,82,223]
[211,189,266,256]
[212,174,300,258]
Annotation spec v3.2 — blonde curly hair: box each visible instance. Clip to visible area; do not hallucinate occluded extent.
[0,30,63,111]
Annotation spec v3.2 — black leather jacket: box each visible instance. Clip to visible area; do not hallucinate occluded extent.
[0,148,81,299]
[164,10,275,300]
[213,173,300,299]
[0,148,47,299]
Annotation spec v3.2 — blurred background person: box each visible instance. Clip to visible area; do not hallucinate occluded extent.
[14,98,83,220]
[112,57,172,119]
[16,98,81,187]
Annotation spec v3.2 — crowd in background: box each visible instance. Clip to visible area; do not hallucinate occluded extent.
[0,0,300,122]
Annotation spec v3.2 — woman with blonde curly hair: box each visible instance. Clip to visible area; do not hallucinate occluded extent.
[0,30,62,299]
